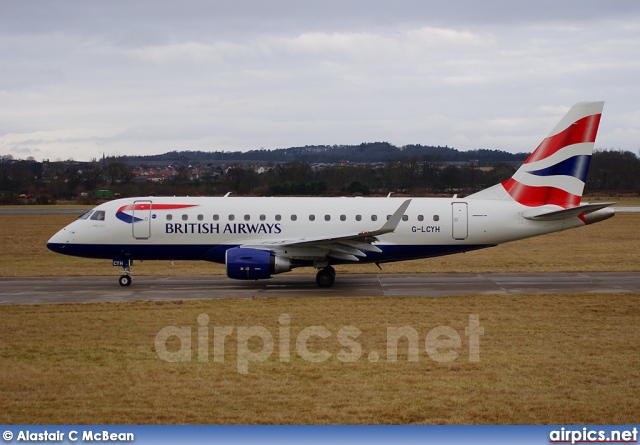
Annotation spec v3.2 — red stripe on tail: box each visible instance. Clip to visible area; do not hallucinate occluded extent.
[525,114,601,164]
[501,178,581,208]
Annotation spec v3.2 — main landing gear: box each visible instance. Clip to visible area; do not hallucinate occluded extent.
[316,266,336,288]
[114,259,133,287]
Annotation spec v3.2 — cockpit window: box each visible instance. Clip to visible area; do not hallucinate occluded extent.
[90,210,106,221]
[78,210,93,220]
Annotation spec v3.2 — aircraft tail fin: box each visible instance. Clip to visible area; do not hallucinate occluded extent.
[467,101,604,208]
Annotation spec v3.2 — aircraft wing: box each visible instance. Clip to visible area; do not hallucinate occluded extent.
[241,199,412,262]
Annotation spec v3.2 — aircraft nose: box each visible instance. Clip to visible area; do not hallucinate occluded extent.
[46,228,70,253]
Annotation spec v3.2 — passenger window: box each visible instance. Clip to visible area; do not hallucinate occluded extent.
[325,215,331,221]
[166,214,173,221]
[213,214,219,221]
[417,215,424,222]
[244,214,250,221]
[90,211,105,221]
[260,214,266,221]
[356,215,362,221]
[182,214,188,221]
[371,215,377,221]
[340,215,346,221]
[197,214,204,221]
[79,210,93,220]
[309,215,315,221]
[229,214,235,221]
[291,215,297,221]
[433,215,440,222]
[402,215,408,221]
[275,214,281,221]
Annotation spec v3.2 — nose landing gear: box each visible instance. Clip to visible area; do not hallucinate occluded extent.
[113,259,133,286]
[119,274,132,287]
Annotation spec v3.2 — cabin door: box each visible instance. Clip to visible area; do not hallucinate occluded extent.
[132,200,152,239]
[452,202,468,240]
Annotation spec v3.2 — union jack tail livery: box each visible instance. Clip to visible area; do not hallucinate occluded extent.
[468,101,604,208]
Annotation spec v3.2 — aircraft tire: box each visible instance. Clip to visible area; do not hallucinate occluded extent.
[119,275,132,287]
[316,268,336,288]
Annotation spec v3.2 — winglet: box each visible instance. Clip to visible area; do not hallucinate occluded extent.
[365,199,411,237]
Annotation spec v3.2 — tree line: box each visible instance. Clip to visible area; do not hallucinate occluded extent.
[126,142,529,165]
[0,149,638,204]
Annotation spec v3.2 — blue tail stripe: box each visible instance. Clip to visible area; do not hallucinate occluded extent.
[527,155,591,182]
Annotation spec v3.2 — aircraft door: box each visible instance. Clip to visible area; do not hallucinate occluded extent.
[452,202,468,240]
[132,200,152,239]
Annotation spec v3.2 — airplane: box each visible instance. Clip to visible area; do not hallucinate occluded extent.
[47,101,615,288]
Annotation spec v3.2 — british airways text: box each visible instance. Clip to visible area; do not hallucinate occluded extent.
[166,223,282,235]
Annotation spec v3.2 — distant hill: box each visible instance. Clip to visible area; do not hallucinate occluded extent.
[127,143,529,166]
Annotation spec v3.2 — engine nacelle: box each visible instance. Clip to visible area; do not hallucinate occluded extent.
[225,247,292,280]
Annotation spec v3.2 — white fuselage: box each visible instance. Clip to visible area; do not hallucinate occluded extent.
[46,196,583,265]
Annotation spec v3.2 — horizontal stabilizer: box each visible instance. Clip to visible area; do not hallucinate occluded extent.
[523,202,615,221]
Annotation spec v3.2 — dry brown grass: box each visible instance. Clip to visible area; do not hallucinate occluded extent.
[1,207,638,424]
[0,294,638,424]
[0,211,638,277]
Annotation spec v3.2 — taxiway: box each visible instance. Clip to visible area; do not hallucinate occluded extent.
[1,272,639,304]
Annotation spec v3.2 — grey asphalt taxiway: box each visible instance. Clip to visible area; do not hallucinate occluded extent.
[1,272,639,304]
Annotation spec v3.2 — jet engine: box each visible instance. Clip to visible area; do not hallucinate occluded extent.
[225,247,292,280]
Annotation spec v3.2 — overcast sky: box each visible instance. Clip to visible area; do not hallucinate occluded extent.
[1,0,639,161]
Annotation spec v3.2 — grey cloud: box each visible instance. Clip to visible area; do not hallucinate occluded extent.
[2,1,639,38]
[1,1,639,160]
[10,146,41,155]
